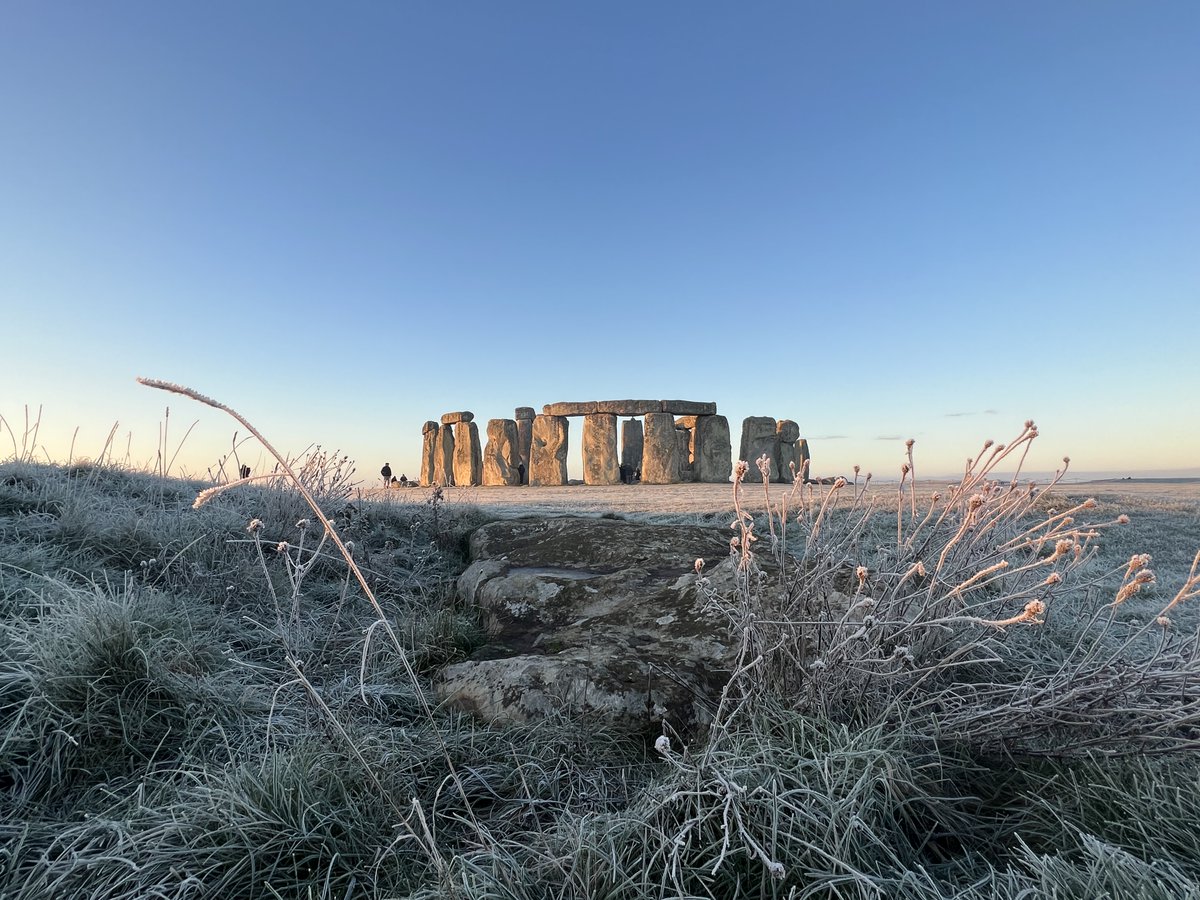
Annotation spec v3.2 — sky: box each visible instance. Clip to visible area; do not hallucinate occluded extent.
[2,1,1198,484]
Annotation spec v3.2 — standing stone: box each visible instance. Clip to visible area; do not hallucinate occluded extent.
[420,421,439,487]
[621,418,643,479]
[675,427,694,482]
[776,420,801,483]
[642,412,680,484]
[796,438,811,483]
[434,424,456,487]
[738,416,778,483]
[583,414,620,485]
[693,415,733,483]
[483,419,521,486]
[515,407,535,481]
[453,421,483,487]
[529,415,569,486]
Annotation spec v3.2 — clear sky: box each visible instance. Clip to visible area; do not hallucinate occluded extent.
[3,2,1197,483]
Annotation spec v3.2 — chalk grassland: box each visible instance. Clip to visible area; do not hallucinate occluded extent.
[3,411,1200,898]
[386,477,1200,519]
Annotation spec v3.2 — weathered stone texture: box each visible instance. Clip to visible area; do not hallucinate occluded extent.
[420,422,439,487]
[436,517,736,734]
[529,415,569,486]
[434,424,456,486]
[621,418,643,478]
[738,416,778,483]
[597,400,661,416]
[694,415,732,483]
[796,438,811,482]
[543,401,598,417]
[642,412,680,484]
[776,420,801,483]
[514,406,536,420]
[441,411,474,425]
[661,400,717,416]
[675,427,694,482]
[515,418,533,481]
[435,517,836,735]
[582,414,620,485]
[542,399,717,417]
[453,421,482,486]
[482,419,521,486]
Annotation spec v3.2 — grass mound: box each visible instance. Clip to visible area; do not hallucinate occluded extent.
[2,416,1199,898]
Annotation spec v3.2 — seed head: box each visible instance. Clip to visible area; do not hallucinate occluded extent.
[1117,514,1130,525]
[247,518,263,533]
[756,454,772,479]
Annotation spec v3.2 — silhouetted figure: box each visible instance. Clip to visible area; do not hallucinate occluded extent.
[238,464,251,481]
[399,473,409,486]
[391,476,399,487]
[634,467,641,483]
[381,463,392,487]
[517,462,527,485]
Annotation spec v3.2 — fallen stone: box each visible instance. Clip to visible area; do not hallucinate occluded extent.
[436,517,745,735]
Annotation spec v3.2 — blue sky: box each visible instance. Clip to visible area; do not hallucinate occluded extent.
[3,2,1197,482]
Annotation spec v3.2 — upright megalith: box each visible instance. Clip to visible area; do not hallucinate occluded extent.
[621,418,643,482]
[738,416,778,483]
[796,438,811,482]
[483,419,521,486]
[693,415,732,483]
[776,420,801,483]
[675,427,694,482]
[529,415,569,486]
[514,407,535,481]
[453,420,482,486]
[434,423,456,486]
[582,414,620,485]
[420,421,439,487]
[642,412,680,484]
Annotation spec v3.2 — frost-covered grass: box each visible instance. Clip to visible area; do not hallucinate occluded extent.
[3,410,1200,899]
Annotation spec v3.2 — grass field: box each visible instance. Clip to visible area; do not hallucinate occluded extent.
[3,434,1199,898]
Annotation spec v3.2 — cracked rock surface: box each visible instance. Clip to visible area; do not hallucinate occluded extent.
[435,516,746,735]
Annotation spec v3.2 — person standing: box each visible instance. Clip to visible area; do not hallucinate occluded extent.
[381,463,392,488]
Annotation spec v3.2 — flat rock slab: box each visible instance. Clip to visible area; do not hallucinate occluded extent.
[436,516,745,735]
[542,400,718,417]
